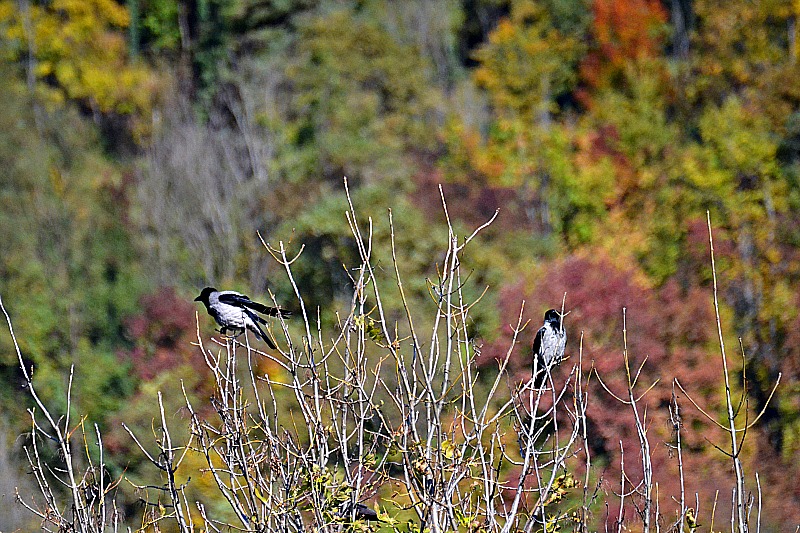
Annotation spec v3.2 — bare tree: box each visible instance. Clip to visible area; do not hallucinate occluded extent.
[674,213,782,533]
[1,296,124,532]
[136,86,275,286]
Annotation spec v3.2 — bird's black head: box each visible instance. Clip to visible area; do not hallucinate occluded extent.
[544,309,562,325]
[194,287,216,304]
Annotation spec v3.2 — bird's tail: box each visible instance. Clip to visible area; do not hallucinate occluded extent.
[245,300,292,318]
[532,354,553,389]
[268,307,292,319]
[244,310,278,349]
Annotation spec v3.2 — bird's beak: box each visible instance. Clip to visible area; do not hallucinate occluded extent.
[194,295,201,301]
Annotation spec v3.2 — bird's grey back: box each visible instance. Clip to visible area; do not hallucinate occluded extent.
[209,291,247,327]
[539,325,566,367]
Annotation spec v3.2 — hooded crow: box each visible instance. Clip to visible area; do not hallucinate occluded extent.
[532,309,566,385]
[194,287,290,349]
[338,501,379,522]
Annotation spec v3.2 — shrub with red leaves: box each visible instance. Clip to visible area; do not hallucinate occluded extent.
[120,287,200,382]
[105,287,212,462]
[483,249,746,519]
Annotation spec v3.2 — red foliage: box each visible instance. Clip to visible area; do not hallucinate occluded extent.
[580,0,667,93]
[119,286,202,382]
[482,250,751,519]
[412,164,537,236]
[482,250,675,379]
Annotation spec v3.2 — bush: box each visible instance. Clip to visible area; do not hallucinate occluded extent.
[0,186,780,532]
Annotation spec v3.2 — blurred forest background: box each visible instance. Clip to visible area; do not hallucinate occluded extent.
[1,0,800,530]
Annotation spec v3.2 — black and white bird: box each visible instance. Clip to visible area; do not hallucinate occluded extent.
[532,309,566,385]
[194,287,290,349]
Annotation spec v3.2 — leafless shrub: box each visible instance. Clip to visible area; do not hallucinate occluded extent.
[592,212,783,533]
[1,191,785,532]
[153,180,590,532]
[1,297,124,532]
[0,420,38,531]
[595,308,657,533]
[671,213,782,533]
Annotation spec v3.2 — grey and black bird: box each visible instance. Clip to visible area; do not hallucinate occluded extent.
[338,501,379,522]
[194,287,290,349]
[532,309,566,385]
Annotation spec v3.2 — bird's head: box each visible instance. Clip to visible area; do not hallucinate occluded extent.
[544,309,562,325]
[194,287,216,304]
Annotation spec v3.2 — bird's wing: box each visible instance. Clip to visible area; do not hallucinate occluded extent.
[532,326,544,356]
[217,291,250,306]
[531,328,546,387]
[218,292,290,317]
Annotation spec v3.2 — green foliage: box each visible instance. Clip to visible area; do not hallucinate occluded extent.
[276,7,441,185]
[473,0,583,121]
[0,68,145,428]
[139,0,182,51]
[2,0,800,528]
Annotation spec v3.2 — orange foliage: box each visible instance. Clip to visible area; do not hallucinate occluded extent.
[573,124,636,207]
[580,0,668,91]
[0,0,157,120]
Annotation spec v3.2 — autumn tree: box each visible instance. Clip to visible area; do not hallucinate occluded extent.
[0,0,156,120]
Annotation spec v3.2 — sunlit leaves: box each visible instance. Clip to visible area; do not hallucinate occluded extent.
[697,98,779,187]
[580,0,667,91]
[0,0,156,115]
[473,0,583,121]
